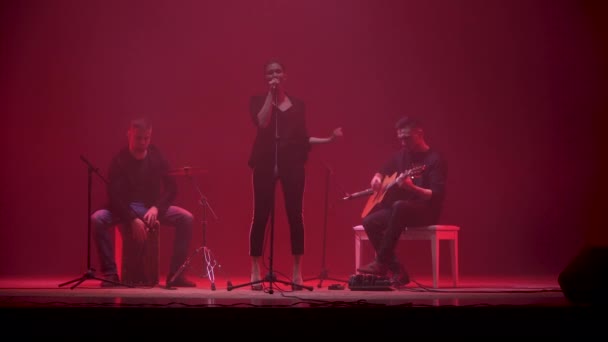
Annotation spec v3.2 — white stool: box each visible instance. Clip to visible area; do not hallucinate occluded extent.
[353,224,460,288]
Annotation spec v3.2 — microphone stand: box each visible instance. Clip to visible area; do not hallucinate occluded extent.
[59,155,131,289]
[168,172,221,290]
[228,86,312,293]
[304,163,348,287]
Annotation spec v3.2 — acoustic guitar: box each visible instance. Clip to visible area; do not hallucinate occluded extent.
[360,165,427,218]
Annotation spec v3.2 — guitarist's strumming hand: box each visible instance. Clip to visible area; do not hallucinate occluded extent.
[370,173,383,192]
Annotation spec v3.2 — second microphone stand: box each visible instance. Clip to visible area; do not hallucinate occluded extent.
[168,172,221,290]
[58,155,131,289]
[304,164,348,287]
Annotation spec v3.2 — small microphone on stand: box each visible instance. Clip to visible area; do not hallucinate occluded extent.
[80,155,99,172]
[343,189,374,200]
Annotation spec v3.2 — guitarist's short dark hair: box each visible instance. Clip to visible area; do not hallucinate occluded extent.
[395,116,422,131]
[130,118,152,131]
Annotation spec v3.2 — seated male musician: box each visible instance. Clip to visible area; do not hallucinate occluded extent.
[91,118,196,288]
[357,116,448,286]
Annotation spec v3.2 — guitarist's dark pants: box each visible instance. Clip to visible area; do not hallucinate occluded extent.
[362,200,433,265]
[249,164,306,257]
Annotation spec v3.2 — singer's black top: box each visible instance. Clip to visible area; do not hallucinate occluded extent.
[378,147,448,223]
[106,145,177,221]
[247,94,311,170]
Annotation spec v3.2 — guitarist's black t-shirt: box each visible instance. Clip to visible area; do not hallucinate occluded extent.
[378,148,448,222]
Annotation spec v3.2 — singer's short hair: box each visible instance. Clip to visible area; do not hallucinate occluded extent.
[395,116,422,131]
[264,58,285,72]
[129,118,152,131]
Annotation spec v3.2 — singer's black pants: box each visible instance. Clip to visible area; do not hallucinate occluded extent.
[249,164,306,257]
[362,200,433,265]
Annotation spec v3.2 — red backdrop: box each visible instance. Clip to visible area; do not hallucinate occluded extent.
[1,0,606,280]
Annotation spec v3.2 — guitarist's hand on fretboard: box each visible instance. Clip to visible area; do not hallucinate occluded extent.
[397,175,416,191]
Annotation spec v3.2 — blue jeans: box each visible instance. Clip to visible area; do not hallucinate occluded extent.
[92,202,193,277]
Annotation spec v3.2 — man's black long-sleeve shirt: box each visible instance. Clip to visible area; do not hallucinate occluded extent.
[106,145,176,221]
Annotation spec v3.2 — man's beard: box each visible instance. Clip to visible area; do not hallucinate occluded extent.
[132,146,147,154]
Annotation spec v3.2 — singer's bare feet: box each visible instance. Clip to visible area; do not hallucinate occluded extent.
[292,265,303,289]
[292,273,304,291]
[251,268,261,282]
[251,270,263,291]
[292,254,303,289]
[251,257,262,290]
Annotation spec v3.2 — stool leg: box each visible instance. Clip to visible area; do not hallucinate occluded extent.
[431,236,439,289]
[115,226,122,279]
[450,237,459,287]
[355,233,361,274]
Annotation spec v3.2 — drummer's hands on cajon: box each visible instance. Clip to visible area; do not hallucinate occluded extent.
[143,206,158,227]
[130,218,148,243]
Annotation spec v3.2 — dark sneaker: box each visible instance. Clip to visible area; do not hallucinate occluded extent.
[357,260,389,276]
[100,274,121,288]
[388,262,410,286]
[388,260,402,274]
[392,272,410,286]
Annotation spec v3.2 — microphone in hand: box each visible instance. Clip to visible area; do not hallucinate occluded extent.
[269,78,279,92]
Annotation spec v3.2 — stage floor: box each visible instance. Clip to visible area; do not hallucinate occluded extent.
[0,274,568,307]
[0,274,605,337]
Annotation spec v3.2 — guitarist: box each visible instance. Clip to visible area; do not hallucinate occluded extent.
[357,116,447,286]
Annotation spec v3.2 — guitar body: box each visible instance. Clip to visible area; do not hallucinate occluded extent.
[359,165,427,219]
[361,172,398,219]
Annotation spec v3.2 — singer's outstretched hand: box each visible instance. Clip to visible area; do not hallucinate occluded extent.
[309,127,344,145]
[332,127,343,139]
